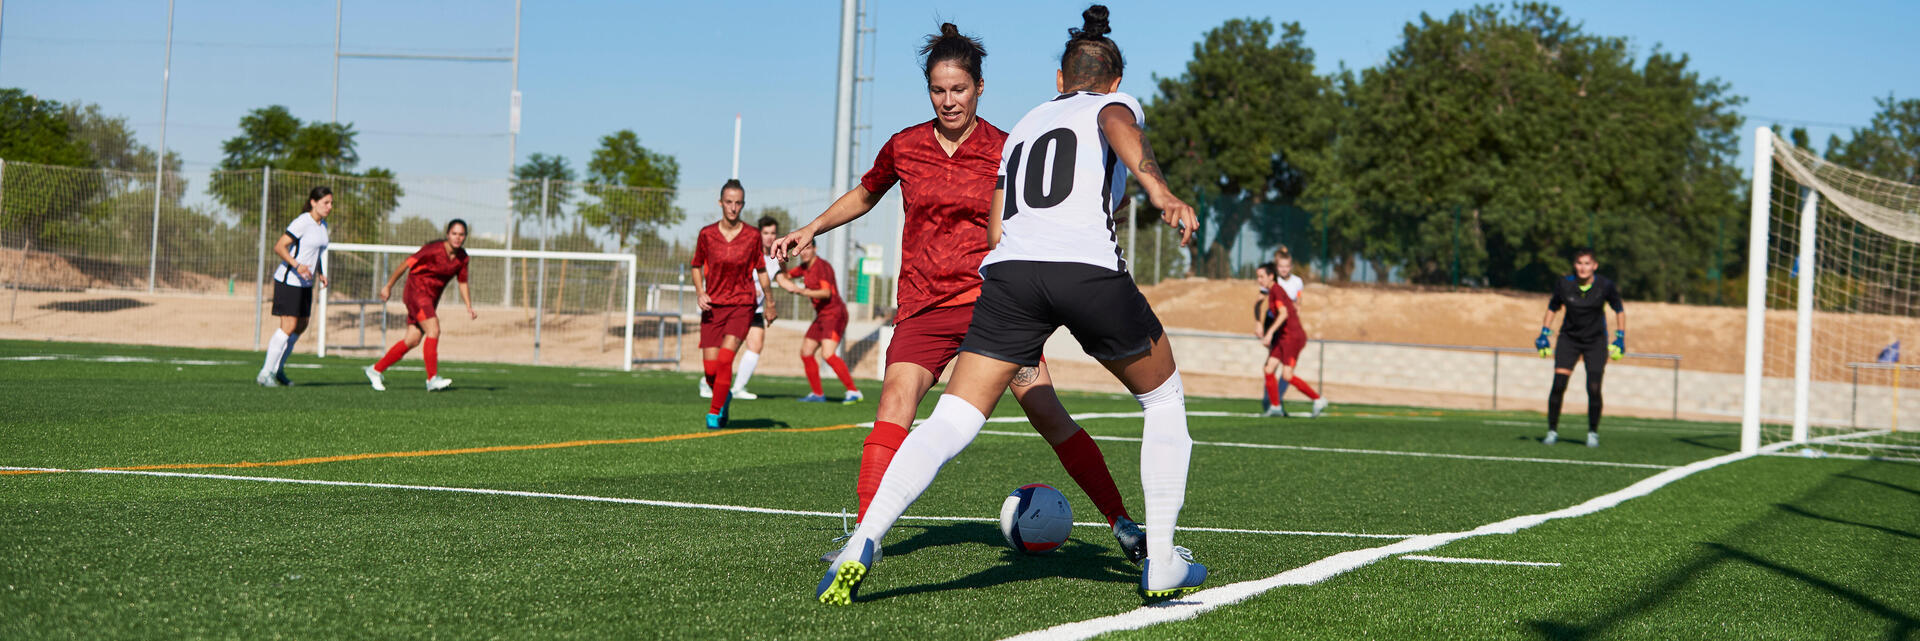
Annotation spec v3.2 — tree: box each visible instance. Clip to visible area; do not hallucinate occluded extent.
[0,89,91,167]
[207,106,402,244]
[579,130,682,250]
[0,91,107,249]
[1144,19,1336,277]
[1825,95,1920,185]
[745,205,795,235]
[511,153,578,236]
[61,103,182,175]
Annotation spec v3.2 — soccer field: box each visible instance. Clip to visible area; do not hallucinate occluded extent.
[3,340,1915,640]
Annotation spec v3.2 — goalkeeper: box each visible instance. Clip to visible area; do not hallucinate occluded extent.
[1532,249,1625,447]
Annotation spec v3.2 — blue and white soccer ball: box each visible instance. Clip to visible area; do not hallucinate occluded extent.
[999,483,1073,554]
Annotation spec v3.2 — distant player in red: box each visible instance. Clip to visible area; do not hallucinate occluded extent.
[777,244,861,403]
[1259,248,1327,417]
[692,179,775,429]
[776,23,1146,564]
[364,219,476,392]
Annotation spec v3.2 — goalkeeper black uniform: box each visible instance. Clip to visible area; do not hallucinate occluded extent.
[1534,252,1625,447]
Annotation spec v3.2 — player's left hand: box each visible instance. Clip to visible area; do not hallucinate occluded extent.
[467,306,478,320]
[765,302,777,322]
[1610,331,1625,361]
[317,273,329,288]
[1535,327,1552,358]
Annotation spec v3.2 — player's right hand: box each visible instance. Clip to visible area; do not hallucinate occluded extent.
[378,286,391,301]
[296,263,314,280]
[771,229,814,260]
[1535,327,1552,357]
[1151,192,1197,247]
[697,292,712,311]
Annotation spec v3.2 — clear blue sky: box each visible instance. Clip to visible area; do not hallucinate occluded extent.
[2,0,1915,247]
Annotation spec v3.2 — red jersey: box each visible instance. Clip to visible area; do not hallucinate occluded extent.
[789,257,847,317]
[1268,285,1305,339]
[404,240,469,299]
[862,118,1006,321]
[691,221,766,307]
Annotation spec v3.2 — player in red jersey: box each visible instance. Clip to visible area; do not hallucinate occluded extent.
[363,219,476,392]
[1259,248,1327,417]
[777,244,862,403]
[776,23,1146,565]
[692,179,775,429]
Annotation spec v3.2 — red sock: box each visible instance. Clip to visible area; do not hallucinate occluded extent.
[374,340,410,372]
[855,421,909,522]
[422,338,439,378]
[710,348,735,413]
[1051,429,1131,526]
[802,357,823,395]
[1264,372,1281,404]
[825,355,858,392]
[703,358,719,387]
[1290,375,1321,400]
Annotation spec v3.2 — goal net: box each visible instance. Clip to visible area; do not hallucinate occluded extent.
[1743,128,1920,460]
[317,243,640,370]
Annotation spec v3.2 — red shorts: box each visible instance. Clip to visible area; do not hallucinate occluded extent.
[699,304,754,348]
[806,311,849,343]
[403,287,442,324]
[1269,330,1307,367]
[886,304,973,377]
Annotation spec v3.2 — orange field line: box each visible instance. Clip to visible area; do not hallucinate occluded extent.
[9,423,862,475]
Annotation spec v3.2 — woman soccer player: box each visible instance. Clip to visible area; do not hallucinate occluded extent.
[777,22,1148,567]
[1253,264,1280,412]
[816,6,1205,605]
[1259,248,1327,417]
[701,215,782,400]
[777,243,862,403]
[257,186,332,387]
[692,179,775,429]
[363,219,477,392]
[1534,248,1625,447]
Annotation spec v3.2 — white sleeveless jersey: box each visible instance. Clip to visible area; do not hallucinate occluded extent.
[272,212,329,287]
[983,91,1143,273]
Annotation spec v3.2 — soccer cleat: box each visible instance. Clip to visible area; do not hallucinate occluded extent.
[426,376,453,392]
[842,390,864,404]
[1112,516,1147,564]
[1587,432,1600,448]
[719,391,733,427]
[364,365,386,391]
[818,539,883,564]
[797,394,828,403]
[1311,397,1329,418]
[1262,404,1287,418]
[816,537,875,605]
[1140,546,1207,602]
[274,370,293,387]
[1543,430,1558,446]
[699,378,713,398]
[732,388,758,400]
[256,371,279,387]
[706,413,723,430]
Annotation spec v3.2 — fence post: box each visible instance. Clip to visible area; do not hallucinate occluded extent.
[623,254,636,372]
[1153,222,1163,285]
[503,192,516,307]
[1490,349,1499,410]
[533,178,550,364]
[1672,358,1680,420]
[254,167,271,350]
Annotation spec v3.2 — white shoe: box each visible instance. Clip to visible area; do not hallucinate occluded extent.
[364,365,386,391]
[699,378,713,398]
[426,376,453,391]
[1586,432,1599,448]
[1543,431,1558,446]
[1262,405,1288,418]
[256,371,279,387]
[1311,397,1328,418]
[842,390,864,404]
[732,388,758,400]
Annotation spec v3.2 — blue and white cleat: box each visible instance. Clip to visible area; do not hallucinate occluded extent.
[719,391,733,427]
[706,413,724,430]
[797,393,829,403]
[274,370,294,387]
[1139,547,1207,603]
[816,537,875,605]
[1543,430,1559,446]
[1311,397,1329,418]
[1586,431,1599,448]
[1112,516,1147,564]
[256,371,279,387]
[842,390,864,404]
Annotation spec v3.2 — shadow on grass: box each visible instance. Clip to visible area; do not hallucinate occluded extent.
[38,297,149,313]
[854,522,1135,602]
[1673,433,1738,454]
[1775,503,1919,542]
[727,418,793,429]
[1839,474,1920,498]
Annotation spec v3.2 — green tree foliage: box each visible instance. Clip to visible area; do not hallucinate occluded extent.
[746,205,795,235]
[580,130,682,250]
[0,89,91,167]
[1143,19,1336,277]
[61,103,183,175]
[207,106,401,244]
[1,90,99,245]
[1825,96,1920,185]
[512,153,578,230]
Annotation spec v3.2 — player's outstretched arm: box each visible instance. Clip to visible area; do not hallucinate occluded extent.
[774,186,884,260]
[690,266,711,311]
[377,258,414,301]
[458,280,476,319]
[1098,104,1196,247]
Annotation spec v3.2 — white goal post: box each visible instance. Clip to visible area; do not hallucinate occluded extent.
[317,242,638,371]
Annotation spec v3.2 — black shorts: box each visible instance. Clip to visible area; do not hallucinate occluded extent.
[959,261,1164,367]
[271,281,314,318]
[749,311,767,329]
[1553,338,1607,374]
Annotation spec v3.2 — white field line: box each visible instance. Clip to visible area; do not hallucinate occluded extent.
[0,466,1413,540]
[1482,419,1734,435]
[977,430,1674,471]
[999,436,1827,641]
[1399,555,1560,567]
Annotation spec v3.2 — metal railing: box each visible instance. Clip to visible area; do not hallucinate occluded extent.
[1846,361,1919,428]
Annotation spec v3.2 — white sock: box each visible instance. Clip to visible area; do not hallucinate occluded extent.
[849,394,987,550]
[733,350,760,391]
[277,332,301,374]
[262,330,290,376]
[1137,371,1193,587]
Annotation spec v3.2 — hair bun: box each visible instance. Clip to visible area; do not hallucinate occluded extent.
[940,22,960,38]
[1076,5,1111,39]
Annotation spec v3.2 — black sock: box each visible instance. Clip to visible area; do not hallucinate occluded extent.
[1587,374,1604,432]
[1547,373,1571,432]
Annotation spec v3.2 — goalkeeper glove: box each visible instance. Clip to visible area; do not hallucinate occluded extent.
[1609,330,1625,361]
[1535,327,1552,358]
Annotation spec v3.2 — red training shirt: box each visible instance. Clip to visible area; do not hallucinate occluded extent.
[862,118,1006,321]
[405,240,469,300]
[1268,286,1306,340]
[691,221,766,307]
[790,257,847,318]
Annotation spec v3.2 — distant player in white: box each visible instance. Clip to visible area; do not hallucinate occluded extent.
[818,5,1207,605]
[257,186,332,387]
[702,215,782,399]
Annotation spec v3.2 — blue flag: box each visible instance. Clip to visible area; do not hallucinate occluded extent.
[1879,341,1902,364]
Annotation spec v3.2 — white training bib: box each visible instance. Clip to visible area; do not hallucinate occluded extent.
[754,254,779,313]
[272,213,329,287]
[984,91,1143,273]
[1278,274,1304,301]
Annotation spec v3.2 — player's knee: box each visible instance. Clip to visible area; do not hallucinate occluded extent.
[1550,373,1571,395]
[1586,378,1604,396]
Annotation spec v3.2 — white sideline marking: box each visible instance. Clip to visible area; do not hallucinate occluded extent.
[977,430,1674,471]
[999,438,1818,641]
[0,466,1412,540]
[1400,555,1560,567]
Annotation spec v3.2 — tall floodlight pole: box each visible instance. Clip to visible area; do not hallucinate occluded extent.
[503,0,522,306]
[731,114,742,180]
[829,0,857,292]
[332,0,342,122]
[148,0,175,293]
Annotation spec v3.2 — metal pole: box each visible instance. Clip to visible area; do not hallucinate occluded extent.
[1490,350,1499,410]
[623,254,636,372]
[1672,359,1681,420]
[1154,223,1163,284]
[1851,366,1858,428]
[331,0,341,122]
[533,179,549,364]
[828,0,857,294]
[731,114,742,179]
[1739,127,1774,454]
[148,0,174,293]
[502,0,522,307]
[254,167,270,349]
[1790,189,1820,443]
[1316,339,1325,394]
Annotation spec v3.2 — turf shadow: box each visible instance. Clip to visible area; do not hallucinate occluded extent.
[1837,473,1920,499]
[857,528,1136,603]
[1672,433,1737,454]
[1774,503,1919,542]
[38,297,149,313]
[726,418,793,429]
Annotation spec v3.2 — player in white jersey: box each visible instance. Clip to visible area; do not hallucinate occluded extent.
[257,186,332,387]
[818,5,1207,606]
[702,215,782,399]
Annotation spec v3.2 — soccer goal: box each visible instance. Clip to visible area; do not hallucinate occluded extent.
[1742,127,1920,460]
[317,243,640,371]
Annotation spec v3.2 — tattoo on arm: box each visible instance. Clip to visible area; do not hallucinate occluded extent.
[1011,366,1039,387]
[1132,125,1167,187]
